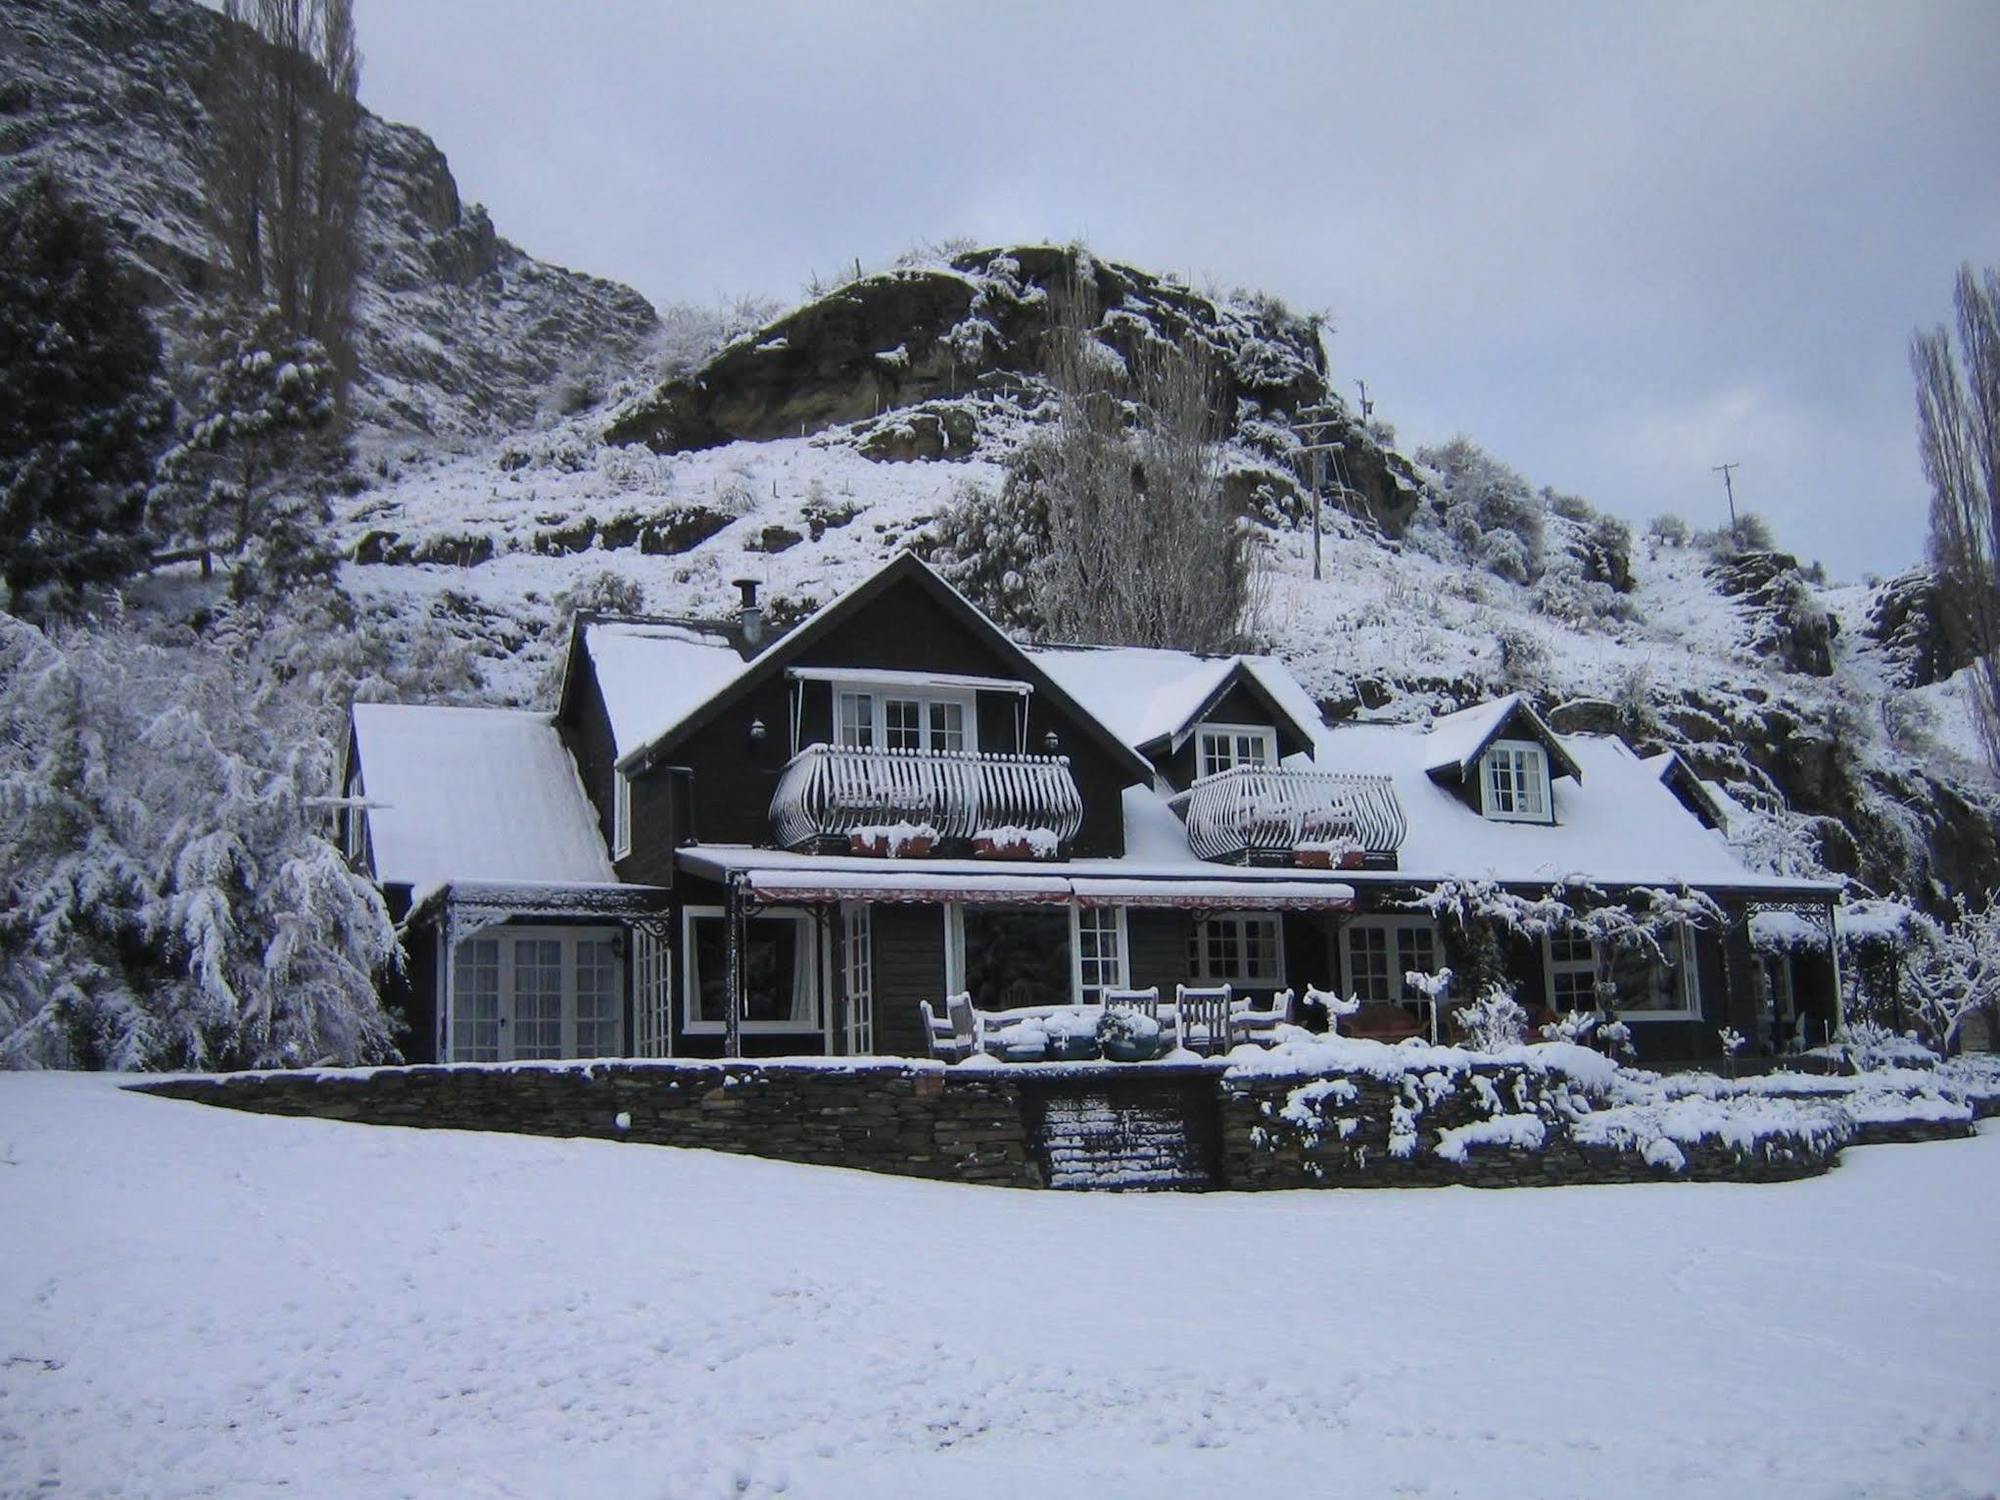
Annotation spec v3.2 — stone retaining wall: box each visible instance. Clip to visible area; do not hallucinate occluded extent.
[135,1061,1035,1187]
[132,1057,1980,1192]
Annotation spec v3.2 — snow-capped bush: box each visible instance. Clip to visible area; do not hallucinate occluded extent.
[1452,986,1529,1052]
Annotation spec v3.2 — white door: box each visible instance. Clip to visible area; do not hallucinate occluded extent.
[633,926,673,1058]
[447,927,624,1062]
[843,903,874,1055]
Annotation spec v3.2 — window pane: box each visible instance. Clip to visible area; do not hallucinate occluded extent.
[837,693,874,748]
[451,938,500,1062]
[511,939,565,1059]
[928,700,966,753]
[883,698,923,751]
[963,905,1072,1009]
[1397,927,1437,998]
[1077,908,1123,1001]
[575,938,620,1056]
[692,917,812,1026]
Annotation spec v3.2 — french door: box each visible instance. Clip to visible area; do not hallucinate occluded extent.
[449,926,623,1062]
[842,903,874,1055]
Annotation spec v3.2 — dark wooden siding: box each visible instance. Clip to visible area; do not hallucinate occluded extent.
[1154,677,1315,791]
[872,903,947,1057]
[558,661,622,857]
[627,573,1136,855]
[1127,908,1192,995]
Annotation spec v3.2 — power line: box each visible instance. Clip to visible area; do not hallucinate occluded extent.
[1712,461,1741,529]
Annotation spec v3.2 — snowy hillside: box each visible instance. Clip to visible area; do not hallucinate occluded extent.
[4,1074,1997,1498]
[0,0,659,436]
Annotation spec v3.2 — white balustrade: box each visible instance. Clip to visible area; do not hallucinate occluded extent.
[1179,764,1406,863]
[769,744,1085,852]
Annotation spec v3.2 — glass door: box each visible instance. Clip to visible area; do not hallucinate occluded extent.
[842,903,874,1055]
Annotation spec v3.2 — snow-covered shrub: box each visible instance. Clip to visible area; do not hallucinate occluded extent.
[1097,1007,1164,1059]
[1417,437,1547,584]
[553,569,644,621]
[930,476,1046,633]
[1695,512,1776,557]
[1647,512,1690,548]
[1452,985,1529,1051]
[1493,622,1549,688]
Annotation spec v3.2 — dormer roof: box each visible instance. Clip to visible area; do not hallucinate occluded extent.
[1029,648,1319,758]
[1422,693,1584,787]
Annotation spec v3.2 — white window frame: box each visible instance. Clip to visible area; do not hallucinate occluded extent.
[445,924,625,1064]
[943,903,1128,1006]
[1195,722,1277,780]
[1542,924,1701,1019]
[1187,911,1286,987]
[634,925,672,1058]
[1543,928,1600,1014]
[681,905,822,1034]
[1481,739,1551,822]
[836,684,978,754]
[1073,905,1130,1006]
[612,770,632,860]
[1340,916,1441,1003]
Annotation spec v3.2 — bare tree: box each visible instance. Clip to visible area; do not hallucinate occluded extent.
[1913,263,2000,776]
[1028,256,1257,652]
[204,0,364,389]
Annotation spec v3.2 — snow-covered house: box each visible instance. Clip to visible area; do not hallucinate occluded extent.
[341,552,1842,1066]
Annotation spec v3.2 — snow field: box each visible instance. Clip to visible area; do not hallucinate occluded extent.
[3,1074,1997,1499]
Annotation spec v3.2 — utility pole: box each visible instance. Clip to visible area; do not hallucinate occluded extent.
[1355,379,1373,422]
[1712,462,1741,531]
[1293,404,1345,581]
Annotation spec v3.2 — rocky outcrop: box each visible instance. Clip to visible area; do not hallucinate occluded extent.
[0,0,660,437]
[1707,549,1836,677]
[1867,567,1973,689]
[605,244,1426,532]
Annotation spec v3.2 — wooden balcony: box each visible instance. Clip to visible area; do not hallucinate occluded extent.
[1173,765,1405,868]
[769,744,1085,855]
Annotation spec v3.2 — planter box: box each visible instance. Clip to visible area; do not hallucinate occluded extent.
[849,833,935,858]
[1294,848,1366,870]
[973,835,1049,860]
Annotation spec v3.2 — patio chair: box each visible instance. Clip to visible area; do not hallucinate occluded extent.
[1229,987,1293,1047]
[1101,985,1161,1017]
[1175,983,1233,1056]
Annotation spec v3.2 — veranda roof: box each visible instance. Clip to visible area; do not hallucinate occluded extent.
[677,846,1357,911]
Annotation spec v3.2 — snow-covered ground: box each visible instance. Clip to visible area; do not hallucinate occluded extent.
[3,1075,1995,1499]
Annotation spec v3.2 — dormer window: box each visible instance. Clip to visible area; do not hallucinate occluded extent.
[1481,739,1550,821]
[1196,723,1275,779]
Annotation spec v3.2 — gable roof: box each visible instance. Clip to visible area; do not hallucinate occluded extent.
[349,705,616,890]
[566,619,750,762]
[1029,647,1319,756]
[1422,693,1584,785]
[618,552,1154,783]
[1641,749,1731,831]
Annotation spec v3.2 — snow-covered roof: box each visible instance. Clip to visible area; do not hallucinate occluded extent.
[1421,693,1580,782]
[350,705,616,889]
[1028,646,1313,753]
[581,621,749,761]
[1315,719,1830,892]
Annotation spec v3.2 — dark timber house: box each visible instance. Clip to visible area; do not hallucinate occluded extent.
[341,552,1845,1067]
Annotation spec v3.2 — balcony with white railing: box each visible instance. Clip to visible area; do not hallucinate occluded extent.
[769,744,1085,855]
[1173,764,1406,868]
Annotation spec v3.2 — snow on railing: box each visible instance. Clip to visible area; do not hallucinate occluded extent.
[1179,765,1406,864]
[769,744,1084,852]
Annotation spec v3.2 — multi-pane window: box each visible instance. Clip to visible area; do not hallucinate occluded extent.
[574,938,621,1056]
[884,697,924,750]
[1196,724,1276,779]
[448,929,623,1063]
[837,691,876,748]
[1188,912,1284,985]
[451,938,502,1062]
[1076,907,1127,1004]
[1601,925,1701,1016]
[1482,740,1550,821]
[1342,920,1440,1002]
[837,689,974,753]
[1546,929,1599,1012]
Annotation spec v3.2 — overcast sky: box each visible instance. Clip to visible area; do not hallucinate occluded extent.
[352,0,1999,582]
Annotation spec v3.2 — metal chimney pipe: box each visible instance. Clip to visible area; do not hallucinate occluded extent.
[731,577,766,649]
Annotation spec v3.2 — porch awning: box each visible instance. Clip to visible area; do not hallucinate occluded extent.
[745,870,1073,906]
[1070,877,1356,912]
